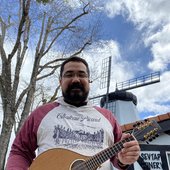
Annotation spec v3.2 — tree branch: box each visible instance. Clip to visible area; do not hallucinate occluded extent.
[70,38,92,57]
[8,0,31,60]
[0,35,7,61]
[42,3,89,57]
[38,16,53,57]
[48,85,60,103]
[38,58,66,75]
[14,85,30,113]
[35,12,46,56]
[12,16,30,101]
[36,65,60,81]
[49,25,76,33]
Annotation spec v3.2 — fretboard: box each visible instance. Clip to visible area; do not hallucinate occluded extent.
[85,135,134,170]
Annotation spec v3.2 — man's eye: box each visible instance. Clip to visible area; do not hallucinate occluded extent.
[64,73,73,78]
[79,73,88,78]
[63,72,88,78]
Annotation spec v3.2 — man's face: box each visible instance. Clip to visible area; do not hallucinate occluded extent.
[60,61,90,106]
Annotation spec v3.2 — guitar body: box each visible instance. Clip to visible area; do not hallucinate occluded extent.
[29,120,161,170]
[29,148,91,170]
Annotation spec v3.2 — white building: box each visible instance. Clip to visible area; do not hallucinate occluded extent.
[100,90,170,170]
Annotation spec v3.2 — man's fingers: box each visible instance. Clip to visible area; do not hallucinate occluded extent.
[123,140,139,148]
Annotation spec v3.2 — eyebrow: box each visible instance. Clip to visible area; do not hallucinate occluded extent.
[64,70,87,74]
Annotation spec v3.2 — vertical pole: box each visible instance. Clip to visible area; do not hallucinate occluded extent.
[105,56,111,109]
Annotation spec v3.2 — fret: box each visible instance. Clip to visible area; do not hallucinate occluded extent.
[29,120,161,170]
[105,149,113,158]
[86,157,96,170]
[84,161,92,170]
[85,135,135,169]
[93,154,102,166]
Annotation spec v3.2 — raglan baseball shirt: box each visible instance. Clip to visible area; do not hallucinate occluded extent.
[6,97,125,170]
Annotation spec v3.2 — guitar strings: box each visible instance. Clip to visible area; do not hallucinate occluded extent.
[71,138,133,170]
[72,122,154,170]
[72,137,136,169]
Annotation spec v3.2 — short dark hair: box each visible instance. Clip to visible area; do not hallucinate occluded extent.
[59,56,90,78]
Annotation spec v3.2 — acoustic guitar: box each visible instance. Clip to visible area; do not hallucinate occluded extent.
[29,119,161,170]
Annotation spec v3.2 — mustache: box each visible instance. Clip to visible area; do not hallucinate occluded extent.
[68,83,84,91]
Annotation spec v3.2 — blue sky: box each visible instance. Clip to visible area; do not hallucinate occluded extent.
[0,0,170,161]
[81,0,170,119]
[0,0,170,122]
[100,13,153,71]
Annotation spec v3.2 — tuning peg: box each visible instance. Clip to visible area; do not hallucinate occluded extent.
[133,124,137,127]
[155,134,159,137]
[152,136,156,140]
[149,138,153,142]
[137,122,141,126]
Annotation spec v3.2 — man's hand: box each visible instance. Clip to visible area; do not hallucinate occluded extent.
[118,133,140,165]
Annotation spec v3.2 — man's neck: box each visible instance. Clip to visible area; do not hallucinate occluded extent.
[64,99,87,107]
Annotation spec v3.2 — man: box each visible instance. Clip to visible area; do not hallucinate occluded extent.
[6,56,140,170]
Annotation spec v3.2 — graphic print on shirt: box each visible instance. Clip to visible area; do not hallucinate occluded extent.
[53,124,104,150]
[52,112,104,150]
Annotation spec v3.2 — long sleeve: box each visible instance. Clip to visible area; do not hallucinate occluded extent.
[6,113,38,170]
[6,102,58,170]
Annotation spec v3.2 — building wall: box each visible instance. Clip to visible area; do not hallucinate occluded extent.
[104,100,139,125]
[127,133,170,170]
[112,129,170,170]
[138,144,170,170]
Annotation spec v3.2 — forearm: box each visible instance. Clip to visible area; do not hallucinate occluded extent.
[6,154,30,170]
[6,114,37,169]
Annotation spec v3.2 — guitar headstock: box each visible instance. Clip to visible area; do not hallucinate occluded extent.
[132,119,162,143]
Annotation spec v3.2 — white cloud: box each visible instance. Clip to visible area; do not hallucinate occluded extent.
[82,40,134,96]
[132,71,170,116]
[103,0,170,118]
[105,0,170,29]
[105,0,170,71]
[105,1,124,17]
[145,24,170,71]
[64,0,82,8]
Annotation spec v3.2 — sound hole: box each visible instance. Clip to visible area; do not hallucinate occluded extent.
[71,159,89,170]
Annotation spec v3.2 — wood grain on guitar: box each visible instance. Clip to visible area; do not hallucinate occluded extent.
[29,119,161,170]
[29,148,89,170]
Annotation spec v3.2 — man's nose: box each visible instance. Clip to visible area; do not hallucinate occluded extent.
[71,75,81,82]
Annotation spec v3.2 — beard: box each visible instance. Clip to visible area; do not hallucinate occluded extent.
[62,82,89,106]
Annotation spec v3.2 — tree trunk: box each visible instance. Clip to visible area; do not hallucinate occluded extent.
[17,85,36,133]
[0,1,97,169]
[0,111,15,170]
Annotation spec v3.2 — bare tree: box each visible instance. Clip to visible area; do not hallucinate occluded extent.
[0,0,100,169]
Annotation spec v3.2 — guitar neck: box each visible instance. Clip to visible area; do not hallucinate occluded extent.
[30,120,161,170]
[85,136,134,169]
